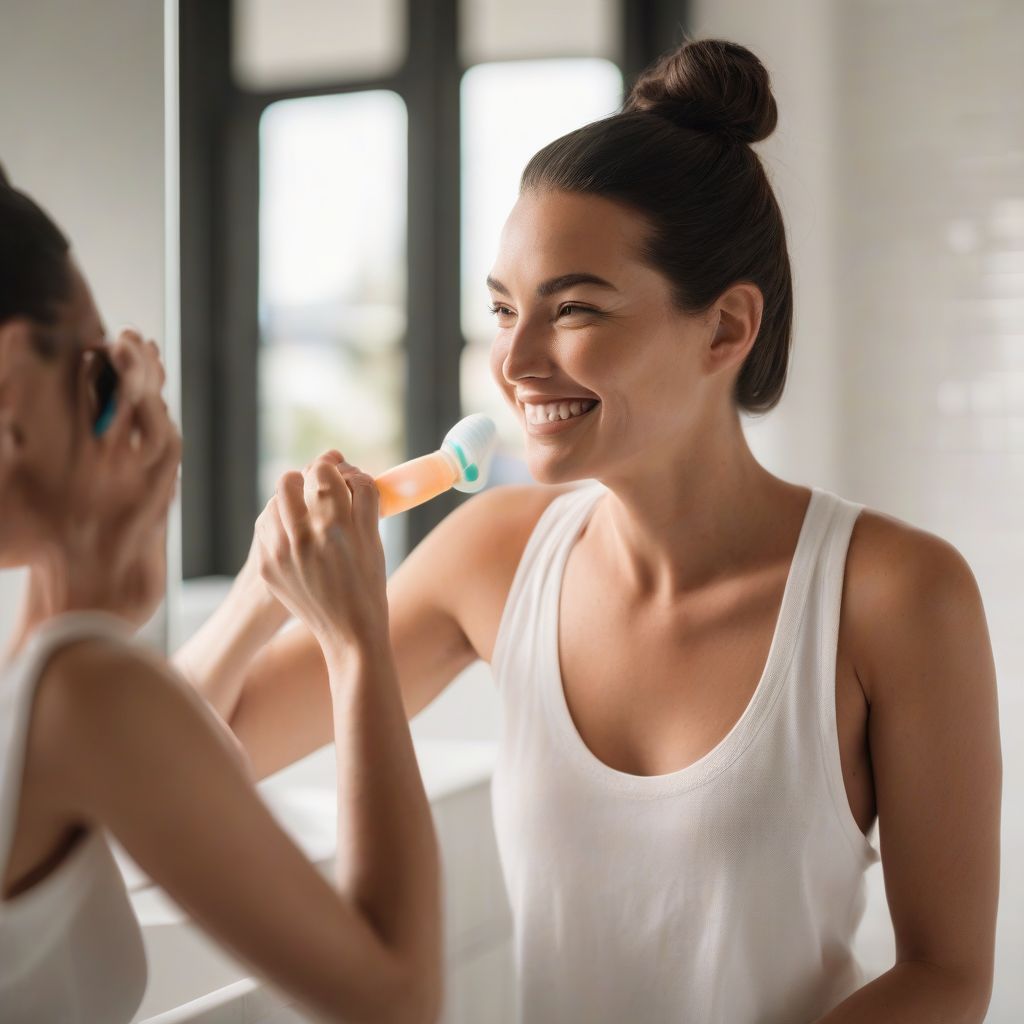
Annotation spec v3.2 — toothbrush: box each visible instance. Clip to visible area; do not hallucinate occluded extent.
[375,414,498,518]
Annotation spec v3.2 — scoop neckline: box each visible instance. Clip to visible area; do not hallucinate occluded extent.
[542,485,827,798]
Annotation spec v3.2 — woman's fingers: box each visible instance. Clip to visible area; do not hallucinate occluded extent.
[254,495,284,572]
[340,466,381,539]
[276,471,311,547]
[145,338,166,389]
[304,454,352,528]
[138,427,182,526]
[109,329,147,404]
[126,393,171,469]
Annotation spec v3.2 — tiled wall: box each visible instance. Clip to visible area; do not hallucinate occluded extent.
[837,2,1023,1018]
[693,0,1022,1015]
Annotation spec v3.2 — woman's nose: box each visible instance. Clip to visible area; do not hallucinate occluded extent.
[501,316,554,383]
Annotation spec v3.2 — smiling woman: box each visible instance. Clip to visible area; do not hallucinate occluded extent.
[185,34,1001,1024]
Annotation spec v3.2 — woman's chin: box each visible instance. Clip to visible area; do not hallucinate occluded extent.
[523,448,591,486]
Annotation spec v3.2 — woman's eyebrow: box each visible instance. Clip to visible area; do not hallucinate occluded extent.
[485,273,618,298]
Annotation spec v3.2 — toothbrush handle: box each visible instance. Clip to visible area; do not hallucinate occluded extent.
[374,451,459,519]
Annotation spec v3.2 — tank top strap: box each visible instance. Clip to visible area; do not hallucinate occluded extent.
[490,483,605,686]
[0,612,132,879]
[810,490,881,865]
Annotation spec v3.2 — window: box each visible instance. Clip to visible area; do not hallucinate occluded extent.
[258,92,408,501]
[460,0,619,64]
[233,0,405,88]
[179,0,684,578]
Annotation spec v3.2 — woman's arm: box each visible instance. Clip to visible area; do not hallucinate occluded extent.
[32,629,441,1023]
[814,532,1000,1023]
[187,484,558,780]
[217,508,479,780]
[172,549,290,722]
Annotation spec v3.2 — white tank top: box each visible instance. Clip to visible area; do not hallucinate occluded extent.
[0,613,147,1023]
[490,483,881,1024]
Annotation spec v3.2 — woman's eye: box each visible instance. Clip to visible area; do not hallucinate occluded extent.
[488,304,515,319]
[557,303,597,319]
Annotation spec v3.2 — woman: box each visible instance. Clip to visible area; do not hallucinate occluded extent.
[0,170,441,1023]
[181,39,1001,1023]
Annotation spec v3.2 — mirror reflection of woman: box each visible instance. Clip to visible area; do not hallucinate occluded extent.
[0,171,441,1024]
[185,38,1001,1024]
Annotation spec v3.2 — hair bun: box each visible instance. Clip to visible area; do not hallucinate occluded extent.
[625,38,777,145]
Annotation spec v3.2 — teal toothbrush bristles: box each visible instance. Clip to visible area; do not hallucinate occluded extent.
[93,394,117,437]
[442,414,497,493]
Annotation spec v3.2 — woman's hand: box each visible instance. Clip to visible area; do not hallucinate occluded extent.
[25,328,181,631]
[254,451,388,659]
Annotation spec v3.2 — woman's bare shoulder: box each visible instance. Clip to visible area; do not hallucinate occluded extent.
[30,637,249,798]
[34,636,166,725]
[452,482,576,548]
[428,482,574,577]
[843,506,985,702]
[391,483,577,662]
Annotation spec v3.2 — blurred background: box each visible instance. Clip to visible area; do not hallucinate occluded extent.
[0,0,1021,1020]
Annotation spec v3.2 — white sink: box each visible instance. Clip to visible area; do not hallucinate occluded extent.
[123,740,511,1023]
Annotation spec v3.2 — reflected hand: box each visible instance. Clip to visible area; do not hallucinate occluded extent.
[25,329,181,631]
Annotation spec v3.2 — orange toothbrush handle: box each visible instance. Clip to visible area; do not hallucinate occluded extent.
[375,451,459,518]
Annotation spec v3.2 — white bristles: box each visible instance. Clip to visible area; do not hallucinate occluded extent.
[441,414,498,494]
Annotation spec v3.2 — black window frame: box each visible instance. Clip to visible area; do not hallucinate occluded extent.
[178,0,688,578]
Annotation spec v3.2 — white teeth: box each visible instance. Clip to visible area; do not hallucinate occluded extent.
[522,399,597,425]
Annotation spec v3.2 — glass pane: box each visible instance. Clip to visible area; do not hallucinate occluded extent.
[259,91,406,520]
[460,59,623,476]
[461,0,620,65]
[234,0,405,90]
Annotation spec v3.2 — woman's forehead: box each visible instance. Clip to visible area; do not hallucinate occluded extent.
[492,190,654,292]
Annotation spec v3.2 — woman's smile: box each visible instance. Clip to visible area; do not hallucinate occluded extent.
[521,398,600,435]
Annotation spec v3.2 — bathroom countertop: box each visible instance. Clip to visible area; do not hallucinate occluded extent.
[119,738,499,924]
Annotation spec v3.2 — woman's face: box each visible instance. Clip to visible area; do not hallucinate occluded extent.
[0,258,105,561]
[488,188,720,486]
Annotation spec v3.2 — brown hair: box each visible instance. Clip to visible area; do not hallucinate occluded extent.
[0,163,72,358]
[521,39,792,414]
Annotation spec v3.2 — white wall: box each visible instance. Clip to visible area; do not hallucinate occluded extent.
[0,0,167,652]
[834,2,1024,1018]
[693,1,1022,1017]
[691,0,843,493]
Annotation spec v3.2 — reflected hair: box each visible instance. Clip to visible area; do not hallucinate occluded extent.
[521,38,793,415]
[0,163,72,357]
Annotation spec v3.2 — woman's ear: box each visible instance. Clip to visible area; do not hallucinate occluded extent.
[0,319,33,457]
[707,282,764,373]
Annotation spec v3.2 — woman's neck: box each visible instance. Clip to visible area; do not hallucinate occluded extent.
[592,416,807,601]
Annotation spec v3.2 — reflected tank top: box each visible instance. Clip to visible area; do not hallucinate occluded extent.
[0,613,147,1023]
